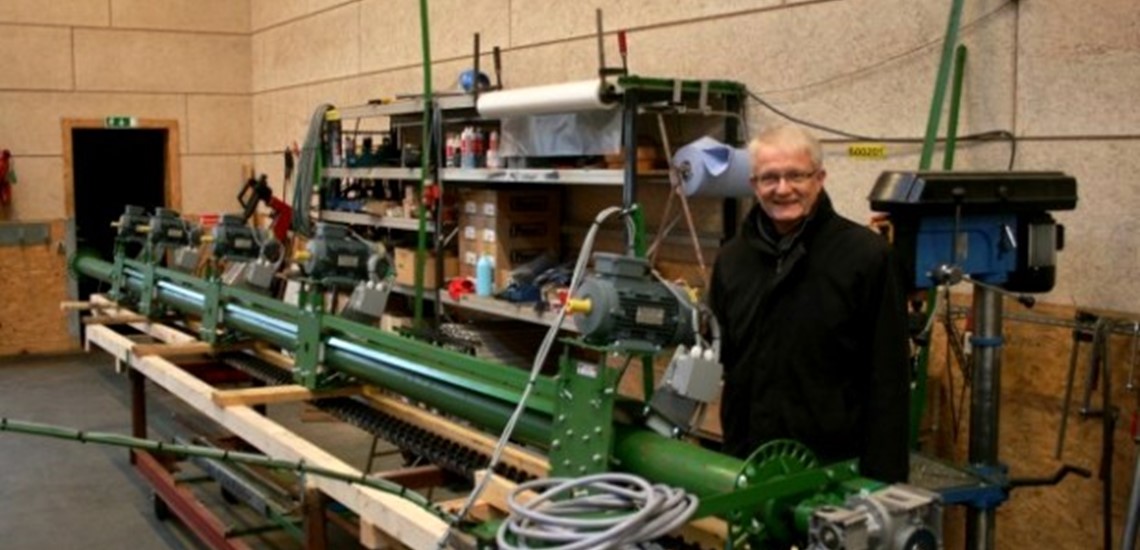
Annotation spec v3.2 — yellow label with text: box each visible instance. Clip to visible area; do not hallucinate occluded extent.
[848,143,887,159]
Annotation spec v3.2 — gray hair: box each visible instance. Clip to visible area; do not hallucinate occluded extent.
[748,124,823,169]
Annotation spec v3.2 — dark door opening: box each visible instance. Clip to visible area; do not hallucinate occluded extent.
[72,128,167,299]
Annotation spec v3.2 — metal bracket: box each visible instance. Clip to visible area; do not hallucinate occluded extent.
[0,222,50,247]
[548,346,622,477]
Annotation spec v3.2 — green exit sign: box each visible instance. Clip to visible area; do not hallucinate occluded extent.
[105,116,137,128]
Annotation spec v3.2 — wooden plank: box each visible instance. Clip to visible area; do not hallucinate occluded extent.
[211,384,363,407]
[132,341,217,357]
[85,320,448,549]
[83,314,151,325]
[366,391,550,479]
[59,300,115,311]
[90,295,198,345]
[0,220,78,355]
[252,342,296,372]
[472,470,538,513]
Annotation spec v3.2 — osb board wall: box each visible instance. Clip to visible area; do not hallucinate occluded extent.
[924,296,1140,549]
[0,220,75,355]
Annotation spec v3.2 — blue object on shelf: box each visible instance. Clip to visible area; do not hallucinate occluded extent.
[476,255,495,296]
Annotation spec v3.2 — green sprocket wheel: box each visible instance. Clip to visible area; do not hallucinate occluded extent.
[727,439,820,549]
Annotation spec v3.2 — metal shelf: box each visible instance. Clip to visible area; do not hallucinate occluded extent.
[391,282,438,301]
[441,168,624,186]
[319,210,433,232]
[441,293,578,332]
[333,95,476,120]
[389,283,576,331]
[323,167,422,180]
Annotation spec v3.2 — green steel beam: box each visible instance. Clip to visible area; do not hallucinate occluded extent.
[919,0,966,170]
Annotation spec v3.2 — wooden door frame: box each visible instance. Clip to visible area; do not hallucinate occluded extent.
[61,118,182,217]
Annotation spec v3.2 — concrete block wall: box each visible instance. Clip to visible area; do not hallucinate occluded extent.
[0,0,252,220]
[248,0,1140,315]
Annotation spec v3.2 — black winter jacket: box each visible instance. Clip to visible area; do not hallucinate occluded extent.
[708,193,910,483]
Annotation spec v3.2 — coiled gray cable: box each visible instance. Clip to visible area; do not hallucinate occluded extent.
[496,473,699,550]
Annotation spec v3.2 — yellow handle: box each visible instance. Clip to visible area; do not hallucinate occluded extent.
[294,250,312,262]
[135,225,151,233]
[564,298,592,315]
[200,235,215,243]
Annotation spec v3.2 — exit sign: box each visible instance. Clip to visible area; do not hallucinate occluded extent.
[105,116,137,128]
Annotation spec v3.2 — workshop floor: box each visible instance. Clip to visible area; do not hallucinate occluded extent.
[0,352,396,549]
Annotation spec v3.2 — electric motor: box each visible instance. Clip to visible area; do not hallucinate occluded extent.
[572,253,694,350]
[302,223,371,287]
[147,208,190,246]
[115,205,151,244]
[210,214,259,261]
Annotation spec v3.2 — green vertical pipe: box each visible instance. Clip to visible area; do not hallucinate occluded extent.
[910,0,966,448]
[919,0,966,170]
[912,45,969,448]
[413,0,434,327]
[942,45,969,171]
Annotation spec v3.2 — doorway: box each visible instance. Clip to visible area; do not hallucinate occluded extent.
[64,120,181,299]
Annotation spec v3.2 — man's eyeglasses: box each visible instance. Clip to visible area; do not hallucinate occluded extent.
[750,170,820,187]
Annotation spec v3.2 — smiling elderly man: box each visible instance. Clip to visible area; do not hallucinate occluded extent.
[708,124,911,483]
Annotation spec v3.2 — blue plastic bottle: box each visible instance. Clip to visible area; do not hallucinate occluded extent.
[475,254,494,296]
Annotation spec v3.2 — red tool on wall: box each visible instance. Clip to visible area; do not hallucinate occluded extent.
[0,150,16,207]
[238,174,293,243]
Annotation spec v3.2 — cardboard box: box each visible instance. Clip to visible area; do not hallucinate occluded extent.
[394,247,458,289]
[459,188,559,219]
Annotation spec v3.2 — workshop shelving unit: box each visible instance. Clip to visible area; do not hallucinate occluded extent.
[316,76,749,332]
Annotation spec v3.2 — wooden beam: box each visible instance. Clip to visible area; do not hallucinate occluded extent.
[472,470,538,514]
[211,385,363,407]
[83,314,150,325]
[60,300,115,311]
[252,343,296,372]
[132,341,216,357]
[366,392,550,479]
[131,340,255,358]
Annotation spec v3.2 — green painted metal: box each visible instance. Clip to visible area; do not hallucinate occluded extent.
[294,309,323,388]
[919,0,965,170]
[412,0,434,327]
[943,45,969,171]
[199,277,222,344]
[911,0,966,449]
[139,247,158,316]
[610,425,743,498]
[0,417,448,520]
[549,348,621,477]
[109,243,128,302]
[617,75,747,98]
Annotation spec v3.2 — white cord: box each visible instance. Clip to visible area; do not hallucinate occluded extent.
[436,206,629,549]
[496,473,699,550]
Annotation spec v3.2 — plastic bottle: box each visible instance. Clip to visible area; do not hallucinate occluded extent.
[476,254,495,296]
[461,127,476,168]
[445,133,458,167]
[486,131,501,169]
[473,128,486,167]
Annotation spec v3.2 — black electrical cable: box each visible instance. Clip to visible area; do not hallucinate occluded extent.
[746,90,1018,170]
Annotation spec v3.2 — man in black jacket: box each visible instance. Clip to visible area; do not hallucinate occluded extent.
[708,124,910,483]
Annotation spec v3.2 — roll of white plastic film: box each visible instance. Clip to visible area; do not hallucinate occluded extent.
[672,136,754,198]
[476,80,617,118]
